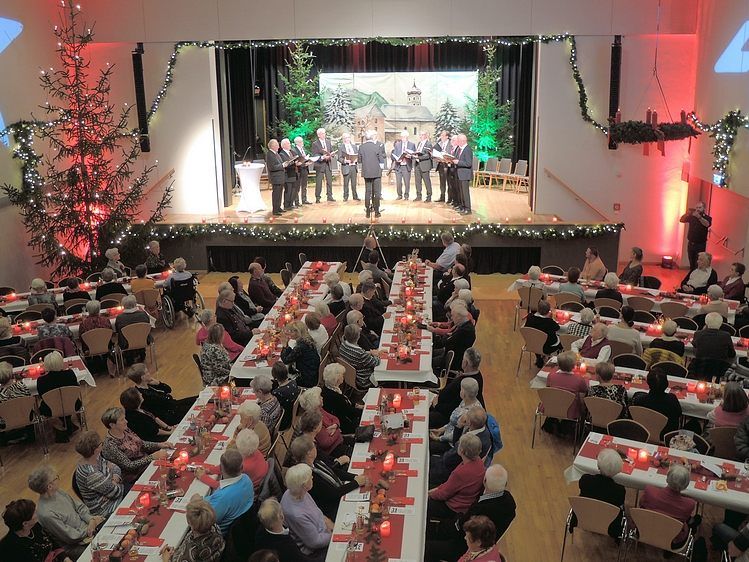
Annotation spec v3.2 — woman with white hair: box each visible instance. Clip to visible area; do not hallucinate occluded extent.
[648,319,686,358]
[235,400,271,456]
[519,265,548,299]
[105,248,127,277]
[164,257,192,290]
[586,362,628,417]
[304,312,329,352]
[251,374,283,430]
[595,272,623,303]
[346,309,379,351]
[429,378,483,455]
[323,271,351,302]
[37,352,81,442]
[0,361,31,430]
[700,284,729,318]
[427,433,485,519]
[28,278,54,306]
[640,464,697,548]
[571,448,625,536]
[566,307,596,339]
[429,300,472,337]
[280,321,321,388]
[356,269,374,292]
[445,278,471,309]
[313,301,337,336]
[223,428,268,489]
[298,386,351,458]
[94,268,127,301]
[280,463,332,557]
[195,309,244,361]
[320,362,362,434]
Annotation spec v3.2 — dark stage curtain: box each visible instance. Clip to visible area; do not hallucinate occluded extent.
[208,245,539,275]
[225,41,534,163]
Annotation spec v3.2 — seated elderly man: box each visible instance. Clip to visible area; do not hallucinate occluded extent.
[200,448,254,536]
[37,307,74,341]
[433,305,476,373]
[431,407,492,487]
[95,267,127,301]
[425,464,516,561]
[595,272,623,304]
[326,284,347,317]
[430,378,482,456]
[363,252,392,285]
[523,299,562,368]
[346,309,379,351]
[437,263,470,306]
[425,231,462,274]
[105,247,127,277]
[248,262,277,310]
[699,284,729,318]
[355,269,374,293]
[337,324,380,391]
[28,465,105,559]
[640,464,697,549]
[690,311,736,381]
[430,347,485,428]
[571,322,611,361]
[253,256,284,297]
[114,295,151,364]
[566,307,596,339]
[145,240,167,273]
[254,498,305,559]
[680,251,718,295]
[360,281,387,335]
[216,289,254,345]
[251,374,283,431]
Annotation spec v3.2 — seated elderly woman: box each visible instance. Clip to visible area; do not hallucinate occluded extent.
[196,309,244,361]
[566,307,596,340]
[304,312,329,352]
[202,428,268,491]
[271,362,299,432]
[114,295,152,365]
[346,309,379,351]
[280,463,333,558]
[457,288,480,322]
[640,464,697,548]
[251,374,283,431]
[289,435,365,519]
[429,299,471,339]
[78,300,113,344]
[559,267,585,301]
[100,406,170,485]
[523,299,562,367]
[428,434,486,519]
[587,361,628,417]
[0,316,27,350]
[280,321,321,388]
[457,516,502,562]
[0,498,70,561]
[37,351,81,443]
[255,498,305,560]
[37,307,74,341]
[571,448,625,537]
[320,362,363,434]
[127,363,195,426]
[94,268,127,301]
[199,324,232,387]
[0,360,31,420]
[298,387,352,458]
[28,465,105,559]
[235,400,271,456]
[632,368,682,438]
[62,277,90,303]
[606,306,643,355]
[323,271,351,303]
[164,257,192,289]
[337,324,381,392]
[546,351,589,422]
[161,497,225,562]
[326,284,347,317]
[296,410,352,467]
[105,248,127,277]
[130,264,155,294]
[120,387,172,442]
[690,311,736,381]
[74,430,124,518]
[571,322,611,361]
[648,319,686,358]
[518,265,548,299]
[314,301,338,336]
[707,381,749,429]
[28,278,55,306]
[699,284,729,319]
[430,377,483,456]
[719,262,747,301]
[355,269,374,293]
[595,272,623,304]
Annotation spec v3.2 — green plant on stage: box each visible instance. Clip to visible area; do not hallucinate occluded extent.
[462,46,514,163]
[276,45,322,148]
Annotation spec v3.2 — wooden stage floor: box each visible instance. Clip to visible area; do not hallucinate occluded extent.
[164,181,556,226]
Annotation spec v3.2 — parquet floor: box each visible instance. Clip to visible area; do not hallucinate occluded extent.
[0,266,728,561]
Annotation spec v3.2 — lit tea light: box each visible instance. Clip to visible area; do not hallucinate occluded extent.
[220,386,231,400]
[638,449,649,462]
[696,382,707,393]
[382,452,395,472]
[406,313,413,323]
[243,217,249,224]
[399,316,408,326]
[579,361,586,372]
[290,296,299,306]
[380,520,391,537]
[687,381,697,393]
[23,322,31,329]
[294,217,298,224]
[322,217,327,224]
[401,217,406,224]
[284,313,292,323]
[625,284,632,291]
[392,394,402,409]
[138,492,151,508]
[315,261,324,269]
[201,217,206,223]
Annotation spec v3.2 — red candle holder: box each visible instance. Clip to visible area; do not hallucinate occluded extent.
[81,283,90,290]
[380,520,391,537]
[742,338,749,348]
[382,452,395,472]
[290,295,299,306]
[404,287,413,297]
[696,382,707,394]
[399,316,408,326]
[406,313,413,323]
[284,313,293,324]
[6,292,16,300]
[315,261,324,270]
[302,280,311,291]
[687,381,697,393]
[392,394,402,410]
[637,449,649,463]
[627,448,638,462]
[625,284,633,292]
[138,492,151,509]
[578,361,587,373]
[219,386,231,401]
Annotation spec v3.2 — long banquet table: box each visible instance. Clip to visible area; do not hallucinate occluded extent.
[508,274,739,323]
[15,355,96,394]
[326,387,429,561]
[567,432,749,514]
[79,386,257,561]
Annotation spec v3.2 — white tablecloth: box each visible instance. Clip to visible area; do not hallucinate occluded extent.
[567,432,749,514]
[18,355,96,394]
[235,162,266,213]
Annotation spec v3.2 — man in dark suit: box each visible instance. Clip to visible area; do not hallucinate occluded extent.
[311,127,335,202]
[279,138,298,211]
[216,290,253,345]
[446,135,460,206]
[265,139,286,216]
[338,132,359,202]
[390,131,416,200]
[360,281,387,335]
[292,136,310,205]
[690,311,736,381]
[455,133,474,214]
[414,131,433,202]
[358,129,385,218]
[434,130,451,203]
[432,306,476,373]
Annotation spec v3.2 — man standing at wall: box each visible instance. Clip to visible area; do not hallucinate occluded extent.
[680,201,712,270]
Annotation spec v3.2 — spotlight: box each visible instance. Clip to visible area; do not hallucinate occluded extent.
[661,255,674,269]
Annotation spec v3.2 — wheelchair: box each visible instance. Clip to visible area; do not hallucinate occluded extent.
[161,274,205,329]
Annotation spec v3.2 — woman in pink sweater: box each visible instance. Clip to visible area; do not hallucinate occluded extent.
[708,382,749,428]
[428,433,486,519]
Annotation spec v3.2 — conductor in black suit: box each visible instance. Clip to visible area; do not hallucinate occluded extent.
[279,138,297,211]
[455,134,474,214]
[293,136,310,205]
[390,130,416,200]
[311,127,335,203]
[414,131,433,202]
[434,130,451,203]
[358,129,385,219]
[265,139,286,216]
[338,132,360,202]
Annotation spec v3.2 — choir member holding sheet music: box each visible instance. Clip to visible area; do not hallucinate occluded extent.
[391,130,416,201]
[311,127,335,203]
[414,131,433,202]
[293,136,311,205]
[337,132,360,202]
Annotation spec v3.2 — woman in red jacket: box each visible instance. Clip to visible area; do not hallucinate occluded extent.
[428,433,486,519]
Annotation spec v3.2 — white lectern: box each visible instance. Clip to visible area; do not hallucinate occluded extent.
[235,162,266,212]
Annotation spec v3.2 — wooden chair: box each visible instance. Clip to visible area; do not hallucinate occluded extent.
[80,328,115,374]
[30,348,58,364]
[328,323,343,359]
[338,357,358,397]
[640,276,662,289]
[626,296,655,312]
[100,299,122,310]
[651,361,688,378]
[284,262,293,274]
[336,261,347,276]
[191,354,204,386]
[86,273,102,283]
[509,159,529,193]
[691,313,707,330]
[280,269,292,288]
[380,279,391,300]
[0,355,26,367]
[672,317,698,331]
[583,396,623,432]
[662,430,710,455]
[607,419,649,443]
[514,286,544,331]
[598,306,621,319]
[134,289,161,314]
[632,310,656,324]
[721,323,737,336]
[0,395,46,463]
[64,299,90,315]
[56,277,81,289]
[119,322,157,370]
[101,292,127,304]
[559,333,580,352]
[562,496,626,561]
[515,326,548,378]
[438,350,455,390]
[532,387,581,453]
[25,303,56,314]
[612,354,647,370]
[629,406,667,444]
[473,156,497,188]
[624,508,694,560]
[298,253,307,268]
[317,351,330,387]
[40,385,87,433]
[560,302,585,313]
[708,426,738,460]
[553,292,581,308]
[659,301,689,319]
[542,265,565,276]
[594,298,622,311]
[491,157,513,190]
[608,340,634,359]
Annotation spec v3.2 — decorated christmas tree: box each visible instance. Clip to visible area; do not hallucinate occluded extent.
[276,45,322,147]
[2,1,172,278]
[434,99,460,136]
[324,84,354,134]
[462,46,515,163]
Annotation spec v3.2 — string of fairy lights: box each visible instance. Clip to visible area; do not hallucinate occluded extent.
[688,110,749,185]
